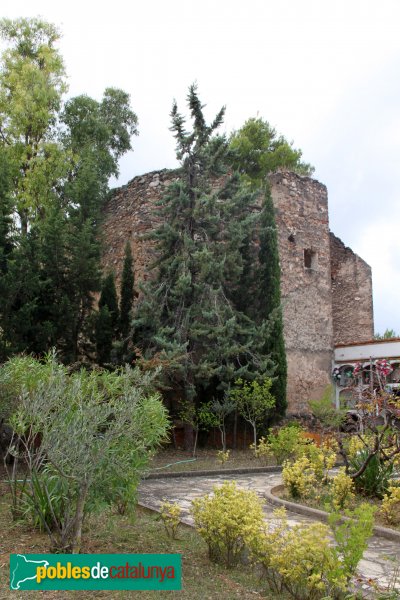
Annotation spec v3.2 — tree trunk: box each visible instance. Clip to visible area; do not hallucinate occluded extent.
[253,424,257,452]
[192,427,199,457]
[71,480,89,553]
[184,422,194,451]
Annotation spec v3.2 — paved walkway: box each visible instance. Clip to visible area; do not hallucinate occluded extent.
[139,472,400,594]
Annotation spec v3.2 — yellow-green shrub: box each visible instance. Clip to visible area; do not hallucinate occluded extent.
[249,436,271,463]
[331,468,355,510]
[247,508,347,599]
[346,434,373,460]
[295,440,337,483]
[191,481,264,567]
[381,483,400,525]
[216,449,230,464]
[160,500,181,539]
[267,425,305,464]
[282,456,317,499]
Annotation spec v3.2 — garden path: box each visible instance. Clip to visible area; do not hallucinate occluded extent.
[139,472,400,595]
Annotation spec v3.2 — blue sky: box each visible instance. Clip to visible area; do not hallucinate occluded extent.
[2,0,400,335]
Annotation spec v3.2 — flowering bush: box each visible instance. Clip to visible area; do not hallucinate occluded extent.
[191,481,264,567]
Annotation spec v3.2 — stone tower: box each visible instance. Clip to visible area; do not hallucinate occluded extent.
[101,169,374,414]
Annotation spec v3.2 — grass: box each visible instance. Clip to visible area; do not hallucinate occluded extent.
[0,481,285,600]
[148,447,275,473]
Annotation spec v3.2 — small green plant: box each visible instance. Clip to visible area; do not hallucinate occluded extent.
[191,481,264,567]
[349,448,393,498]
[282,456,317,499]
[216,449,230,464]
[250,436,271,464]
[331,468,355,510]
[328,503,375,582]
[21,466,69,533]
[160,500,181,539]
[381,483,400,525]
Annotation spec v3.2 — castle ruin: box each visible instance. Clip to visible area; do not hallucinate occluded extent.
[101,169,374,414]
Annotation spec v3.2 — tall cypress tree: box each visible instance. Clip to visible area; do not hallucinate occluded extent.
[228,117,313,418]
[96,273,119,365]
[119,242,134,338]
[257,187,287,417]
[133,85,276,447]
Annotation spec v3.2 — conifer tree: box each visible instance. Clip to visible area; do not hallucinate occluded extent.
[133,85,276,447]
[257,189,287,417]
[228,116,313,418]
[96,273,119,365]
[0,18,137,361]
[99,273,119,329]
[119,242,134,338]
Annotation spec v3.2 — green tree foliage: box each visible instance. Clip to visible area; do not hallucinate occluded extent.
[228,117,305,418]
[229,377,275,449]
[133,85,276,446]
[374,328,398,340]
[0,18,67,235]
[98,273,119,329]
[0,17,137,362]
[119,242,134,337]
[1,354,169,552]
[96,273,119,365]
[229,117,314,186]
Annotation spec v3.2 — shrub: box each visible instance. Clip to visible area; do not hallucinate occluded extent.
[191,481,264,567]
[267,425,305,464]
[2,355,170,553]
[349,448,393,498]
[250,436,271,464]
[295,440,337,483]
[328,503,375,581]
[160,500,181,539]
[216,449,230,464]
[381,483,400,525]
[282,456,317,499]
[247,507,347,600]
[331,468,355,510]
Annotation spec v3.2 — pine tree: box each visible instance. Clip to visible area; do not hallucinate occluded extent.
[119,242,134,338]
[133,85,276,448]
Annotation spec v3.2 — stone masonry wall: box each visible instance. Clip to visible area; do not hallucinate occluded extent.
[101,169,374,415]
[330,232,374,345]
[269,172,334,414]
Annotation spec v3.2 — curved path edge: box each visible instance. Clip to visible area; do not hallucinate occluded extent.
[264,484,400,543]
[145,465,282,479]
